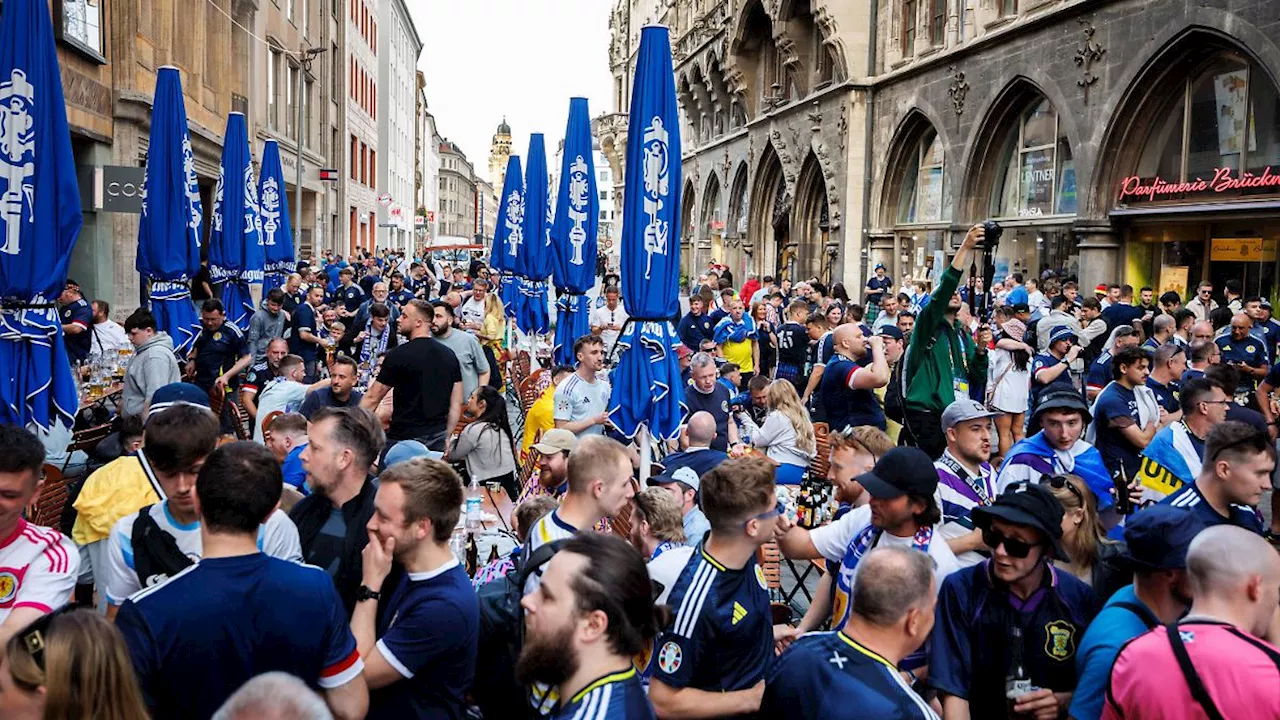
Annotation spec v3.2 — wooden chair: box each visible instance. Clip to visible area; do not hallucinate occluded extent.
[63,422,114,474]
[231,402,253,441]
[810,422,831,481]
[757,541,793,624]
[27,465,71,529]
[518,369,547,414]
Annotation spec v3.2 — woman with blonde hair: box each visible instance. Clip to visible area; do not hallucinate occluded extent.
[1045,474,1130,599]
[0,607,149,720]
[752,379,817,484]
[481,291,507,349]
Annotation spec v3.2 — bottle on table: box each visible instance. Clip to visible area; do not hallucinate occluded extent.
[465,531,478,577]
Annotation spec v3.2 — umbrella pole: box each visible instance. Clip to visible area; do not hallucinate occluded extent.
[638,424,652,484]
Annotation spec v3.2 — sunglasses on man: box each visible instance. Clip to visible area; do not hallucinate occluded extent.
[981,527,1039,559]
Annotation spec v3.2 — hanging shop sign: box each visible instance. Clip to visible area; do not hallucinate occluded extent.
[1118,166,1280,203]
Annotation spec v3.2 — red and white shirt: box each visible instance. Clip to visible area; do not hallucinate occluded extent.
[0,519,79,620]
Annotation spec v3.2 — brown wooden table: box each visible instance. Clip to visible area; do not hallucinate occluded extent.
[481,485,515,533]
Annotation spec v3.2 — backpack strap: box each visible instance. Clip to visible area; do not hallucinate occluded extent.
[1166,624,1227,720]
[131,504,195,588]
[514,538,570,590]
[1110,601,1160,631]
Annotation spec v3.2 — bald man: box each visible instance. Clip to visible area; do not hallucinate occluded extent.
[665,411,730,478]
[820,323,890,432]
[1104,525,1280,718]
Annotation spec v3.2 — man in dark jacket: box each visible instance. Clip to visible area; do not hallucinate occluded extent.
[291,406,384,614]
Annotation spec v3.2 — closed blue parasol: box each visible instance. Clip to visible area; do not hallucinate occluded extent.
[258,139,294,292]
[550,98,599,367]
[492,154,523,319]
[0,0,82,429]
[515,134,550,335]
[608,26,684,441]
[137,66,203,355]
[208,112,263,331]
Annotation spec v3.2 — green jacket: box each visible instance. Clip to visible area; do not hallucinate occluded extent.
[903,265,988,413]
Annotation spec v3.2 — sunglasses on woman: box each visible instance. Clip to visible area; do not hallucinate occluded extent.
[1040,473,1084,506]
[18,604,79,672]
[981,527,1038,559]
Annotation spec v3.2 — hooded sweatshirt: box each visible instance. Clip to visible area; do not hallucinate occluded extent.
[122,332,180,417]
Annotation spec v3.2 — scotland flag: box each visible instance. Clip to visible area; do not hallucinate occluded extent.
[515,134,550,335]
[208,112,263,331]
[137,66,203,355]
[259,139,294,292]
[493,154,523,319]
[0,0,82,429]
[608,25,684,441]
[550,98,599,367]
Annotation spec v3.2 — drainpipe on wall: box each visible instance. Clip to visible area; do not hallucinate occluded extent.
[859,0,879,291]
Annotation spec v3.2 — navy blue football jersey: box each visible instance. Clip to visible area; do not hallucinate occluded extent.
[551,668,655,720]
[761,631,939,719]
[1159,481,1265,534]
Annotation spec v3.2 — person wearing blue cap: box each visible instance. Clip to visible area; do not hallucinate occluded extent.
[1029,324,1081,422]
[1068,505,1205,720]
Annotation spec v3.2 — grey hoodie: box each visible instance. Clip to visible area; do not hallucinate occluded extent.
[123,332,181,417]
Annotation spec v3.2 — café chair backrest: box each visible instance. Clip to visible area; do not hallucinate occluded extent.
[27,464,71,529]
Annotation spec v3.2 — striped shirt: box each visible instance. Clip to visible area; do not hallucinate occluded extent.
[933,451,996,567]
[550,668,655,720]
[1158,482,1265,534]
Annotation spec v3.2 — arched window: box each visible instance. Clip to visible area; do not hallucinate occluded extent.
[728,168,749,238]
[1134,52,1280,189]
[990,97,1076,218]
[897,127,950,223]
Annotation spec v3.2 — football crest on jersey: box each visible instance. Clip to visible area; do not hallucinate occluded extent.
[658,640,682,673]
[754,564,768,590]
[0,570,17,604]
[1044,620,1077,661]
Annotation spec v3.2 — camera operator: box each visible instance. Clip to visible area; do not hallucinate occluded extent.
[899,223,991,458]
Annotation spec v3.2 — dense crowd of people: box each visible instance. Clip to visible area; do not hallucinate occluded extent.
[4,228,1279,718]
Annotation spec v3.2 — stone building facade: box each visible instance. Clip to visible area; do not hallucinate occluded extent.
[437,139,477,240]
[599,0,869,288]
[375,0,421,252]
[866,0,1280,297]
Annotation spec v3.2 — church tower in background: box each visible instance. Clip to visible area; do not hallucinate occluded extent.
[488,117,513,194]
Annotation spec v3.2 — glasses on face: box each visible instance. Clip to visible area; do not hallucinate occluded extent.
[1201,289,1213,295]
[981,527,1037,559]
[1209,430,1272,462]
[1040,474,1084,506]
[744,500,786,529]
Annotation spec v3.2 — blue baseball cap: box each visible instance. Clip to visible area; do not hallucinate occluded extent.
[384,440,442,468]
[146,382,210,421]
[1048,325,1076,346]
[1122,505,1206,570]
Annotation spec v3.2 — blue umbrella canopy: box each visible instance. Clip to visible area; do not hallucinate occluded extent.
[0,0,83,429]
[515,134,550,335]
[550,98,599,367]
[259,139,294,292]
[208,112,263,331]
[137,66,202,355]
[492,154,523,319]
[608,26,684,441]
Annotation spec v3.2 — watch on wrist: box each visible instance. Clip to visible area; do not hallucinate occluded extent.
[356,585,381,602]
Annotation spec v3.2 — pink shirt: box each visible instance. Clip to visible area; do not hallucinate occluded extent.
[1104,621,1280,720]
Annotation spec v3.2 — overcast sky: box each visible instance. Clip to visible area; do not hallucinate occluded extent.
[409,0,616,183]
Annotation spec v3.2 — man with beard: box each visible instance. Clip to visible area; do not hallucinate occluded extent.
[519,534,660,720]
[996,390,1114,515]
[300,355,364,419]
[515,429,578,503]
[523,436,636,715]
[934,400,1000,568]
[901,224,990,457]
[360,300,463,454]
[762,547,941,719]
[820,323,890,432]
[241,337,288,421]
[649,457,790,720]
[929,482,1097,720]
[1068,506,1204,720]
[292,406,385,613]
[350,458,479,719]
[778,447,959,671]
[429,301,489,400]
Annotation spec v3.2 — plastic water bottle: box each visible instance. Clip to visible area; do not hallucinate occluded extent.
[465,481,482,532]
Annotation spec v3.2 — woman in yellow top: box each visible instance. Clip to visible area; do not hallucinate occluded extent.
[520,366,571,461]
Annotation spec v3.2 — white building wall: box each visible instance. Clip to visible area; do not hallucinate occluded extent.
[420,112,441,243]
[377,0,421,252]
[346,0,379,253]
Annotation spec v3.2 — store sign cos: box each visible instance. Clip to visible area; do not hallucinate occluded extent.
[1118,166,1280,203]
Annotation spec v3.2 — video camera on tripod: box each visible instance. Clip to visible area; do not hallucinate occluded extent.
[968,220,1003,319]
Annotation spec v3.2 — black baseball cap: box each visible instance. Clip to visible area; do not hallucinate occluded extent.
[876,325,904,341]
[972,482,1069,561]
[856,447,938,499]
[1033,388,1092,424]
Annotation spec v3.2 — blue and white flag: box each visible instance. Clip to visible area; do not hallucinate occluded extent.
[515,134,550,335]
[0,0,82,429]
[608,25,684,440]
[492,155,523,318]
[208,112,263,331]
[1136,422,1202,505]
[137,66,202,354]
[551,98,599,367]
[259,139,294,292]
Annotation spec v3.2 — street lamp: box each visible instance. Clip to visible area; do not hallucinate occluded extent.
[294,44,326,252]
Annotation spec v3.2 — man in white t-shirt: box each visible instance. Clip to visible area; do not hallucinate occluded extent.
[554,335,612,438]
[253,355,328,442]
[90,300,132,355]
[0,426,80,642]
[778,446,959,634]
[589,285,629,364]
[627,488,695,605]
[459,278,491,332]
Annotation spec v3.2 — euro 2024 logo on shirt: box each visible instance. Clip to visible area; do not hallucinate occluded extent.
[657,639,682,674]
[1044,620,1077,661]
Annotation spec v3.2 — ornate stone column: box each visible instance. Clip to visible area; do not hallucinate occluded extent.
[1074,222,1121,292]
